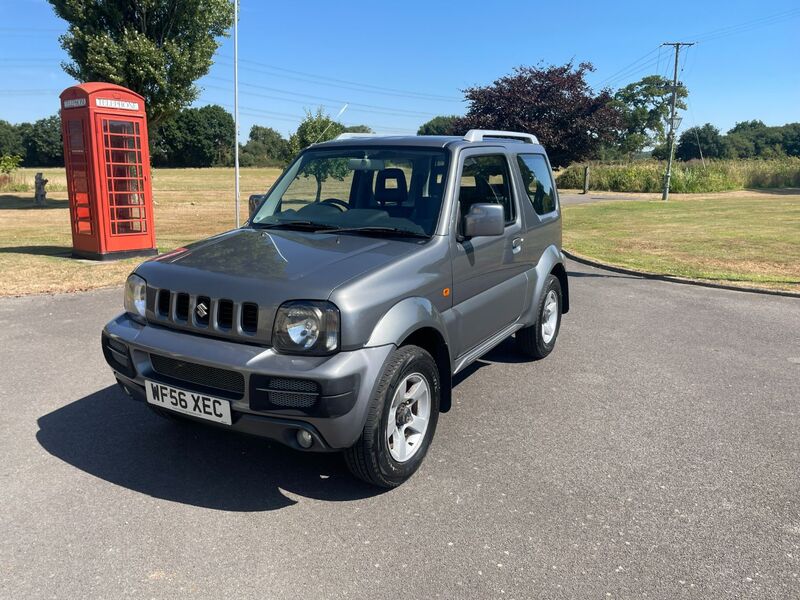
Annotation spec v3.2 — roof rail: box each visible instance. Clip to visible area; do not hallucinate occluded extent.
[334,133,379,140]
[463,129,539,144]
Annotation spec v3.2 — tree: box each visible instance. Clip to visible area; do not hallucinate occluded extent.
[780,123,800,157]
[724,120,787,159]
[240,125,290,167]
[0,120,24,156]
[454,63,621,167]
[417,115,461,136]
[153,105,234,167]
[289,108,347,201]
[289,108,345,154]
[675,124,728,161]
[342,124,374,134]
[0,154,23,175]
[611,75,688,156]
[48,0,234,126]
[724,132,757,158]
[20,116,64,167]
[728,120,768,135]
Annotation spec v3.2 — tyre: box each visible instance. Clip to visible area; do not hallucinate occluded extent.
[344,345,440,488]
[516,274,562,360]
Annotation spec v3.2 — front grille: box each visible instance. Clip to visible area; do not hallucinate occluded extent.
[218,299,234,329]
[175,293,190,321]
[269,391,317,408]
[270,378,319,393]
[250,376,320,411]
[241,303,259,333]
[147,287,266,343]
[150,353,245,395]
[157,289,170,316]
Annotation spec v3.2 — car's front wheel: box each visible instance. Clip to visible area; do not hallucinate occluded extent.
[516,273,562,359]
[344,345,440,488]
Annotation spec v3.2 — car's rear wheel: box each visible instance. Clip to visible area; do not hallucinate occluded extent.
[516,273,562,359]
[344,345,440,488]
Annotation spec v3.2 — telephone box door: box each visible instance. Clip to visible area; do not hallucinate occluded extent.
[63,117,100,252]
[94,114,153,252]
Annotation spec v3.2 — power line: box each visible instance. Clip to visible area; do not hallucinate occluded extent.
[221,56,462,102]
[205,84,431,122]
[602,54,664,88]
[214,56,462,103]
[218,102,415,134]
[598,7,800,89]
[598,46,660,87]
[689,7,800,43]
[203,77,439,118]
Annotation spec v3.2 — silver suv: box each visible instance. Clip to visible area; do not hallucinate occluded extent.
[102,130,569,487]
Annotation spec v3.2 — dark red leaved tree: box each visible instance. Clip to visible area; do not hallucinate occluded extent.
[454,62,621,167]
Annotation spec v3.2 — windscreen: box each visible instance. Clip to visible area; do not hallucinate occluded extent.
[252,147,449,236]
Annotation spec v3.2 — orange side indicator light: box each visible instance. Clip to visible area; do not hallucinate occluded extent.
[442,287,451,297]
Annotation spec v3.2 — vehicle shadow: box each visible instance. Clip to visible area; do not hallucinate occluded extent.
[36,385,385,512]
[451,337,529,389]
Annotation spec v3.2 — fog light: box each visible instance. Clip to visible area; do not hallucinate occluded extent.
[296,430,313,449]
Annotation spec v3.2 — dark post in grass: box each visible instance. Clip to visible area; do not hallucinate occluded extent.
[582,165,590,194]
[34,172,48,207]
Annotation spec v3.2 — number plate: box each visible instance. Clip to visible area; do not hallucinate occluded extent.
[145,380,232,425]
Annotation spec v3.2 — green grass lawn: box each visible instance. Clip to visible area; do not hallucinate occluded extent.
[2,166,798,295]
[0,167,282,296]
[563,194,800,291]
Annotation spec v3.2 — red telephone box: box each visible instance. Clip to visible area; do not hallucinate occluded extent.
[60,83,157,260]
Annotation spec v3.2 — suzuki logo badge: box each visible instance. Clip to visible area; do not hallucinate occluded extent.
[196,302,209,319]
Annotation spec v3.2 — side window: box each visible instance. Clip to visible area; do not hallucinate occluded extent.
[459,154,515,225]
[517,154,557,215]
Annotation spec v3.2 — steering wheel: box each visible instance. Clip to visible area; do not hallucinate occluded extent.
[320,198,350,212]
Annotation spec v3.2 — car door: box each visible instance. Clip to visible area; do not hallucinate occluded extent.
[449,150,527,354]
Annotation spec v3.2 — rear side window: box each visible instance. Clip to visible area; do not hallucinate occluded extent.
[458,154,515,224]
[517,154,557,215]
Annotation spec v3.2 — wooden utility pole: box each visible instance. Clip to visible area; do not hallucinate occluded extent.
[661,42,694,201]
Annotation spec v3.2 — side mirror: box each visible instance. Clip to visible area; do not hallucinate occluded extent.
[463,203,504,238]
[248,194,265,219]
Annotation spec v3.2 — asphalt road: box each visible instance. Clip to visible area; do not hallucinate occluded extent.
[1,260,798,599]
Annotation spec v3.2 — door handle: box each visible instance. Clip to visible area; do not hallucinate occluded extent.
[512,237,524,254]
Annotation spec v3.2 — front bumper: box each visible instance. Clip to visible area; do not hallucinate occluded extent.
[102,313,394,451]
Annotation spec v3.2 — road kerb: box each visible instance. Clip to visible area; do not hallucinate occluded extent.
[563,250,800,299]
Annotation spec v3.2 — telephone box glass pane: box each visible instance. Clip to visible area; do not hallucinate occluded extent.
[102,118,147,235]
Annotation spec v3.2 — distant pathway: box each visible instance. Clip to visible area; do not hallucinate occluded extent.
[559,190,649,206]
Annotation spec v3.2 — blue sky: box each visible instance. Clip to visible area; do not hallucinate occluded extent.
[1,0,798,140]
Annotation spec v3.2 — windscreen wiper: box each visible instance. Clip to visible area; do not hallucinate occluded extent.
[322,226,430,239]
[251,220,338,231]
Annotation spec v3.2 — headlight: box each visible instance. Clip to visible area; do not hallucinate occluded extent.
[123,273,147,321]
[272,301,340,355]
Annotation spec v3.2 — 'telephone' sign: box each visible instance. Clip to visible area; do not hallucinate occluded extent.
[95,98,140,111]
[62,98,87,109]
